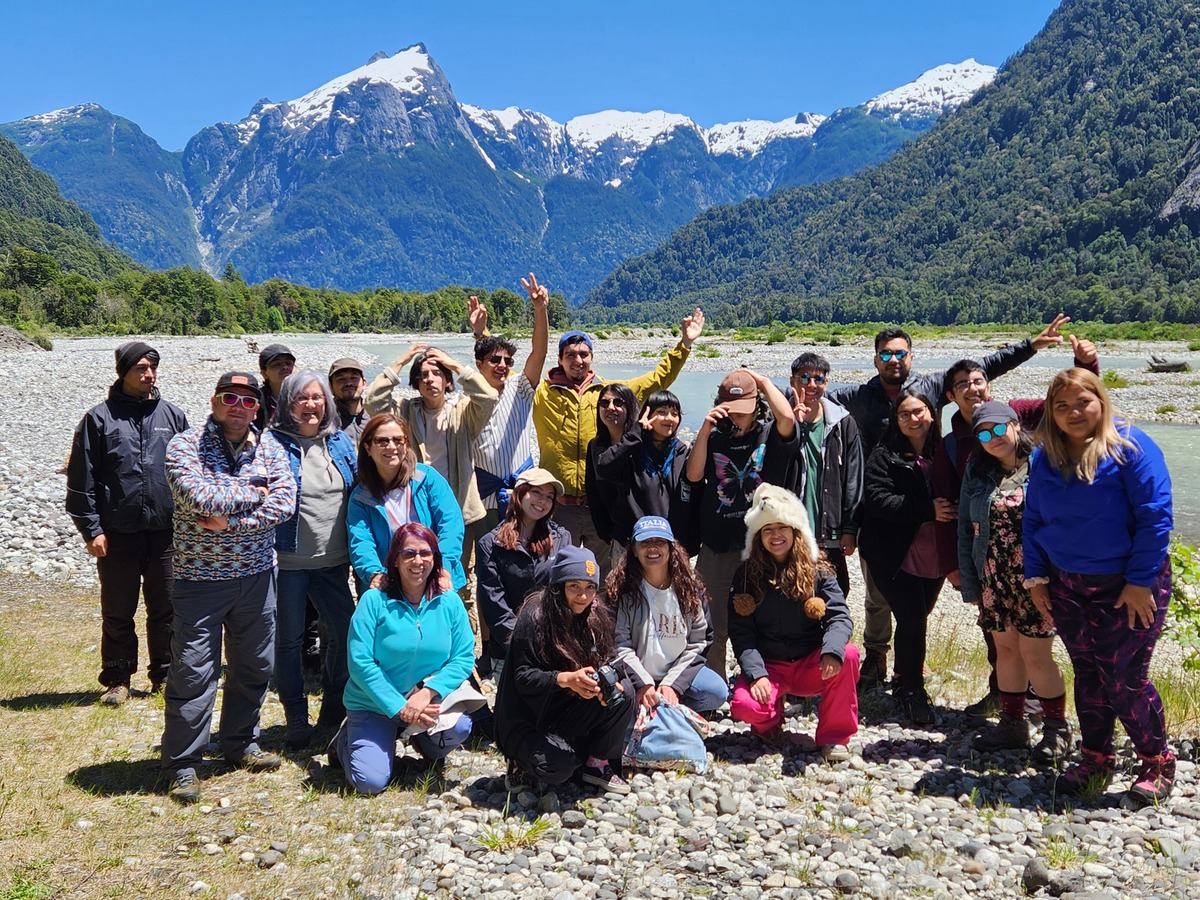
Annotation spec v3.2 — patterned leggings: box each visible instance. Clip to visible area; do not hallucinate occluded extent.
[1049,560,1171,758]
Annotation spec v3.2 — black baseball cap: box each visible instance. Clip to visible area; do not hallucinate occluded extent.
[215,371,263,400]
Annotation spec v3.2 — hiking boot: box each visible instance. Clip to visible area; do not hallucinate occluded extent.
[580,761,631,795]
[326,724,345,770]
[504,760,532,792]
[1128,752,1176,808]
[820,744,851,763]
[285,721,314,751]
[100,684,130,706]
[899,687,935,726]
[973,713,1033,752]
[234,748,282,772]
[859,650,888,688]
[169,769,201,804]
[1030,718,1073,767]
[964,688,1001,718]
[1056,747,1115,798]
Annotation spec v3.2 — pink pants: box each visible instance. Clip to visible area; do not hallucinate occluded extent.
[730,644,860,745]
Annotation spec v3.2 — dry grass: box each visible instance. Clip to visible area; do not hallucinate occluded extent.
[0,575,495,899]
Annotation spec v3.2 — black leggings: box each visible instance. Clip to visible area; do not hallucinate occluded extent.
[876,569,944,693]
[504,699,634,784]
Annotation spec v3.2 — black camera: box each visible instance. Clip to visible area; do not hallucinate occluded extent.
[715,416,737,437]
[591,664,627,708]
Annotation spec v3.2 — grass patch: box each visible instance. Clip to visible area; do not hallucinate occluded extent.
[478,811,555,852]
[1102,370,1129,389]
[1157,404,1178,414]
[1188,341,1200,352]
[1043,835,1098,869]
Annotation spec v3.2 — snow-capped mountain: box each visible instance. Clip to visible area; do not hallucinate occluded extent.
[863,59,998,122]
[2,45,997,298]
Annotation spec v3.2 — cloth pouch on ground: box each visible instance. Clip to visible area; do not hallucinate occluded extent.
[622,702,709,774]
[401,680,488,738]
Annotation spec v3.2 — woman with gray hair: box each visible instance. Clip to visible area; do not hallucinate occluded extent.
[271,370,359,749]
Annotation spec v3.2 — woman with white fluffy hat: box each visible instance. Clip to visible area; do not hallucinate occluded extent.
[727,483,860,760]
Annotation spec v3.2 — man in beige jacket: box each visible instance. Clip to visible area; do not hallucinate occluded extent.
[366,344,499,630]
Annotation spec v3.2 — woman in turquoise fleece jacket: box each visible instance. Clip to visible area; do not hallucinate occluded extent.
[331,522,475,794]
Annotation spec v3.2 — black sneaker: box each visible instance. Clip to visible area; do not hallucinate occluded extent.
[973,713,1033,751]
[859,650,888,688]
[285,722,314,751]
[169,769,201,803]
[964,689,1001,718]
[235,748,282,772]
[504,760,532,792]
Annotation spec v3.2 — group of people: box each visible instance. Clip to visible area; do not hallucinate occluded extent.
[65,280,1176,808]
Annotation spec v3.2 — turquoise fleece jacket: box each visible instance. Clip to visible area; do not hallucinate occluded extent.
[343,587,475,718]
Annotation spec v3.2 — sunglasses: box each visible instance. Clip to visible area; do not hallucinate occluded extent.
[371,435,406,447]
[976,422,1011,443]
[599,398,626,409]
[215,392,260,409]
[399,548,434,560]
[794,373,828,385]
[878,350,910,362]
[486,355,514,366]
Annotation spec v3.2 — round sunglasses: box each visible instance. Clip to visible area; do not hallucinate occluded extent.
[976,422,1011,443]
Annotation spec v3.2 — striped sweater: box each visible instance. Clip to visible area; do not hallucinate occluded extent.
[165,419,296,581]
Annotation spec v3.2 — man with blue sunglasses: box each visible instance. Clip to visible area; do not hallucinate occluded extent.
[827,314,1078,688]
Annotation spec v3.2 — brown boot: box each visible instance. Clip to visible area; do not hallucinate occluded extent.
[859,649,888,688]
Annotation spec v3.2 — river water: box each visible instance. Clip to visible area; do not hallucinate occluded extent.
[292,335,1200,544]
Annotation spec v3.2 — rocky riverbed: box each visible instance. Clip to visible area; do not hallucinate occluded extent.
[4,332,1200,899]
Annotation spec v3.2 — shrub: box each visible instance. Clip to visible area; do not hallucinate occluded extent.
[1156,404,1177,414]
[1102,370,1128,389]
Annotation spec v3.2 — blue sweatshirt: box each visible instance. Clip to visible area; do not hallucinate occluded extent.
[343,587,475,719]
[1024,425,1172,587]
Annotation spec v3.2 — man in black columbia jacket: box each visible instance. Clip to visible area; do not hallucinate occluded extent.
[66,341,189,705]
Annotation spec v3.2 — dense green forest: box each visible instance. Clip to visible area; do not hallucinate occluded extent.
[579,0,1200,328]
[0,251,569,337]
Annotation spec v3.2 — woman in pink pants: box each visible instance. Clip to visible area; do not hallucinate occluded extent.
[728,483,860,760]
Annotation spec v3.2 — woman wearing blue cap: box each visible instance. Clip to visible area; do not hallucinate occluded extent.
[494,545,635,794]
[609,516,728,713]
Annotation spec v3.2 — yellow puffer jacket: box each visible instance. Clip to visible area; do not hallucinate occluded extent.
[532,342,690,497]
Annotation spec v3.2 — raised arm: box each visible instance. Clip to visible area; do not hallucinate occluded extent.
[624,308,704,400]
[750,370,796,440]
[365,343,427,415]
[521,273,550,388]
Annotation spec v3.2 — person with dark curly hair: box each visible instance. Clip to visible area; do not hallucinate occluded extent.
[494,546,636,795]
[728,484,859,760]
[609,516,727,714]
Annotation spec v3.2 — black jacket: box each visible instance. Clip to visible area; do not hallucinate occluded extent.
[728,565,851,681]
[782,398,863,546]
[476,520,572,659]
[857,443,939,579]
[66,383,190,539]
[593,425,698,554]
[826,338,1037,451]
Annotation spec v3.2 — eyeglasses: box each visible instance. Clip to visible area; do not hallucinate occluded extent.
[953,377,988,392]
[215,392,260,409]
[878,350,910,362]
[896,408,928,422]
[599,398,626,409]
[293,393,325,405]
[399,548,434,560]
[371,435,406,447]
[976,422,1010,443]
[794,373,828,385]
[486,355,514,366]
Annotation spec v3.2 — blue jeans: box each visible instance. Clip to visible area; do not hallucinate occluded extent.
[681,666,730,712]
[276,564,355,726]
[335,707,472,795]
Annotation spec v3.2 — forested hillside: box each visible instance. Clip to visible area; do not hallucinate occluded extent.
[581,0,1200,327]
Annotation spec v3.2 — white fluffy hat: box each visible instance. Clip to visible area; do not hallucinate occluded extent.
[741,483,819,563]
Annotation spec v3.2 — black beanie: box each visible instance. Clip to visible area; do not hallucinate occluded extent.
[114,341,160,378]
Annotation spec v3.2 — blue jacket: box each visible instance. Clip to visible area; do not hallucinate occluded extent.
[343,587,475,718]
[271,429,358,553]
[1024,425,1172,587]
[346,464,467,589]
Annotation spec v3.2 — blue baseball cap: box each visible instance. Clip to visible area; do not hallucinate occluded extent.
[558,330,594,354]
[632,516,674,543]
[549,546,600,586]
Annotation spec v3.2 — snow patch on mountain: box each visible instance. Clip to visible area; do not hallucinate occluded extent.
[707,112,826,157]
[566,110,699,154]
[863,59,997,119]
[279,45,435,130]
[20,103,102,127]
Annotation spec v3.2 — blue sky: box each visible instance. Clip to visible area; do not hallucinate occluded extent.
[1,1,1059,150]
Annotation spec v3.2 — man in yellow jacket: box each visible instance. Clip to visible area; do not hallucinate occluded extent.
[533,308,705,566]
